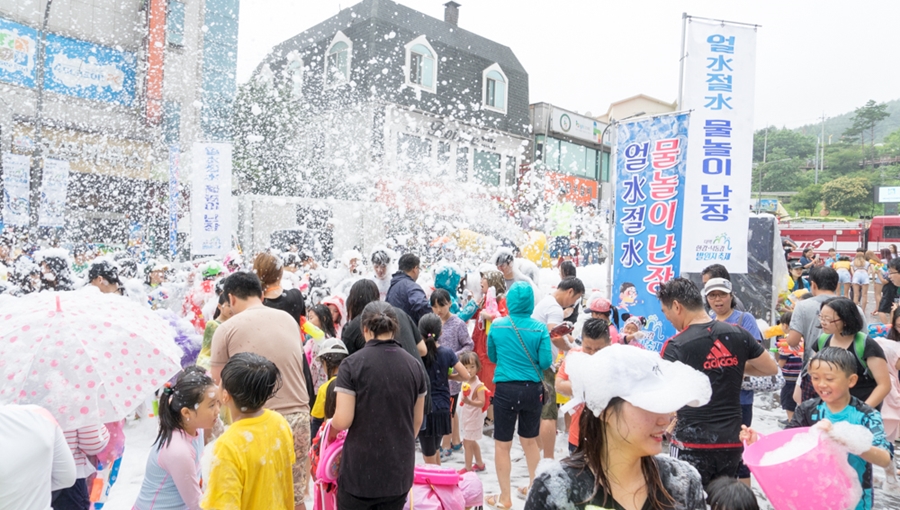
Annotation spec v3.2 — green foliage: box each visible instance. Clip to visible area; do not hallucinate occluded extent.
[821,176,871,216]
[792,184,823,216]
[751,148,811,192]
[753,127,816,162]
[795,99,900,146]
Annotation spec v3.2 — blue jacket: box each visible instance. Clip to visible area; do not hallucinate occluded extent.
[488,281,552,383]
[386,271,431,326]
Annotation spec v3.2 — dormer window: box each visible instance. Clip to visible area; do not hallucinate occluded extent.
[286,51,303,98]
[405,36,437,93]
[325,32,352,87]
[482,64,507,114]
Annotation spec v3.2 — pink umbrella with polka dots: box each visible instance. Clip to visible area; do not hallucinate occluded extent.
[0,289,182,430]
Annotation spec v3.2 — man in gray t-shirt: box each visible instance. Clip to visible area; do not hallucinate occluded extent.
[786,266,866,366]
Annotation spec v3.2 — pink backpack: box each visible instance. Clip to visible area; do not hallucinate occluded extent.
[404,465,465,510]
[312,421,346,510]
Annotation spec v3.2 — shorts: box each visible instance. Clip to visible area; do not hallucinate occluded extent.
[837,269,851,284]
[419,411,452,456]
[281,410,312,508]
[338,484,407,510]
[541,368,558,421]
[853,270,870,285]
[51,478,90,510]
[670,445,742,488]
[493,381,543,442]
[549,236,572,258]
[781,380,798,412]
[449,393,459,418]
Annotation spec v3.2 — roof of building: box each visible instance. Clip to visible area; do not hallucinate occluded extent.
[263,0,526,76]
[599,94,677,119]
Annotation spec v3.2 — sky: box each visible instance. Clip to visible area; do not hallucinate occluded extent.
[236,0,900,129]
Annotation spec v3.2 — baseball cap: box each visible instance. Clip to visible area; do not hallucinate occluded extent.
[702,277,732,296]
[316,338,349,358]
[586,296,612,313]
[88,260,121,285]
[790,261,803,270]
[562,344,711,416]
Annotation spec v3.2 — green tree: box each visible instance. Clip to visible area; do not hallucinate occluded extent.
[751,148,810,192]
[843,100,891,155]
[791,184,822,216]
[753,127,816,162]
[821,176,871,216]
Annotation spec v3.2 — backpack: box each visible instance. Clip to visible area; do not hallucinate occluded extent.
[405,465,465,510]
[816,332,869,375]
[310,420,346,510]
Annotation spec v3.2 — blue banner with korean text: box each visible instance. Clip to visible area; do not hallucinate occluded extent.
[613,113,690,352]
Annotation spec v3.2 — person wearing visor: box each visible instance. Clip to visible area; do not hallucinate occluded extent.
[525,344,709,509]
[585,297,621,344]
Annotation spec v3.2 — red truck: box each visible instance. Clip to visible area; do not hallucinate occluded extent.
[780,216,900,259]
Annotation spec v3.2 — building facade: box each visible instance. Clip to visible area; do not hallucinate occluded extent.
[0,0,238,253]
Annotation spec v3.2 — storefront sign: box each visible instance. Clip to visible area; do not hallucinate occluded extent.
[0,17,37,88]
[38,158,69,227]
[191,142,232,256]
[544,172,598,206]
[44,32,136,106]
[680,18,758,273]
[613,113,690,352]
[549,108,607,145]
[2,152,30,226]
[12,124,152,180]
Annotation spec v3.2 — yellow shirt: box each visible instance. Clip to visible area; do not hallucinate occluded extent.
[311,377,335,420]
[834,260,852,271]
[201,409,295,510]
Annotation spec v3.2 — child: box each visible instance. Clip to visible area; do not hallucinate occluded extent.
[620,315,647,347]
[202,353,295,510]
[135,366,220,510]
[706,476,759,510]
[310,338,349,440]
[309,383,342,510]
[198,293,232,370]
[835,255,853,298]
[741,347,892,510]
[418,313,470,466]
[776,312,803,424]
[457,351,487,474]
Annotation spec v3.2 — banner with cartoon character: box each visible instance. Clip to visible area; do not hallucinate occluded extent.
[613,113,690,352]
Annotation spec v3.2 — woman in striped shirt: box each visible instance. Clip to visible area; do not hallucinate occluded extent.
[134,367,220,510]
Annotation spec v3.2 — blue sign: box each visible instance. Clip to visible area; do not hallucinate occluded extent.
[43,33,136,106]
[613,113,690,352]
[0,17,37,88]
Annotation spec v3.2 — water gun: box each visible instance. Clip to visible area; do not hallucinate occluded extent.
[484,287,499,335]
[869,323,891,338]
[300,316,324,341]
[460,383,471,407]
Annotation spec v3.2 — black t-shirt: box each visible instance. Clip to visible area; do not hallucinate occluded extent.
[423,346,459,412]
[335,340,427,498]
[263,288,306,324]
[878,282,898,314]
[812,334,886,403]
[661,320,765,447]
[525,455,706,510]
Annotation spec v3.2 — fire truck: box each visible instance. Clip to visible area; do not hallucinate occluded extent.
[780,216,900,258]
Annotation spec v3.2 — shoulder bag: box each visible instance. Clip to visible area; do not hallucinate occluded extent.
[508,317,553,404]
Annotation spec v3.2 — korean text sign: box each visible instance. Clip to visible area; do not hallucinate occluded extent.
[614,113,690,352]
[44,32,136,106]
[2,153,30,226]
[680,18,757,273]
[38,158,69,228]
[191,143,232,256]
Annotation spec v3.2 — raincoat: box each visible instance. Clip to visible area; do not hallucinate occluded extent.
[433,264,462,314]
[487,282,552,384]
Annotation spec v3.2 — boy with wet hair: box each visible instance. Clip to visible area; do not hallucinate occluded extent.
[202,353,296,510]
[742,347,892,510]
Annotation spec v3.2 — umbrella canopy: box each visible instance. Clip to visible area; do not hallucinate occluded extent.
[0,289,182,429]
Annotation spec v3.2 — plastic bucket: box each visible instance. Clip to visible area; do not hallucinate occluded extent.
[743,427,860,510]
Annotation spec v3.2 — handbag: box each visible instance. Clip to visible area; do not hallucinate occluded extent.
[508,317,553,404]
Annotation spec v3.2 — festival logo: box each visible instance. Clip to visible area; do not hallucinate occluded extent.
[693,232,734,263]
[0,19,37,88]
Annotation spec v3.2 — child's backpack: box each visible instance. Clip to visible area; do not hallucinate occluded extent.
[310,420,346,510]
[816,332,869,375]
[405,465,465,510]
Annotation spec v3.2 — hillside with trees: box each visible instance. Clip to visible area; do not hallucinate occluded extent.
[754,99,900,218]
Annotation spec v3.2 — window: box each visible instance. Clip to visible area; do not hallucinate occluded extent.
[405,36,437,92]
[474,150,501,186]
[884,226,900,239]
[397,134,432,173]
[600,151,610,181]
[560,140,585,177]
[543,137,560,171]
[325,32,352,87]
[166,1,185,47]
[163,101,181,144]
[456,146,469,182]
[437,142,452,176]
[482,64,508,113]
[505,156,517,187]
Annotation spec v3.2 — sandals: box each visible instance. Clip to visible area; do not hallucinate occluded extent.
[516,486,530,499]
[485,494,514,509]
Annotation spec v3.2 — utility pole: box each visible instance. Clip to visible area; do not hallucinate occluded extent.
[815,136,820,184]
[820,113,826,178]
[29,0,54,241]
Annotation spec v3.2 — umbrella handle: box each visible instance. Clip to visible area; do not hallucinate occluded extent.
[56,295,62,313]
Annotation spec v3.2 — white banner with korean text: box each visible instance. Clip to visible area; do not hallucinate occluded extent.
[2,153,30,226]
[38,158,70,227]
[679,18,757,273]
[191,142,232,256]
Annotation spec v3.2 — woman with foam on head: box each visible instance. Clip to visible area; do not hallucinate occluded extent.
[524,344,710,510]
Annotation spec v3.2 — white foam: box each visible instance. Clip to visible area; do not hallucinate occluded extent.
[829,421,874,456]
[759,429,820,466]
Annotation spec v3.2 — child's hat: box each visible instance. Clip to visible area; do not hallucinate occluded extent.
[316,338,349,358]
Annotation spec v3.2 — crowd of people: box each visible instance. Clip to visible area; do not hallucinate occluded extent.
[3,233,900,510]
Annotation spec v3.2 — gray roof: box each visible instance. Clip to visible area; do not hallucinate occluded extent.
[265,0,526,75]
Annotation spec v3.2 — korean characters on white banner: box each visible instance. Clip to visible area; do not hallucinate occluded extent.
[190,143,232,256]
[679,18,757,274]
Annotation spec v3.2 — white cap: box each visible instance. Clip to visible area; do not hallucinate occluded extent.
[316,338,349,358]
[702,277,733,297]
[563,344,711,416]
